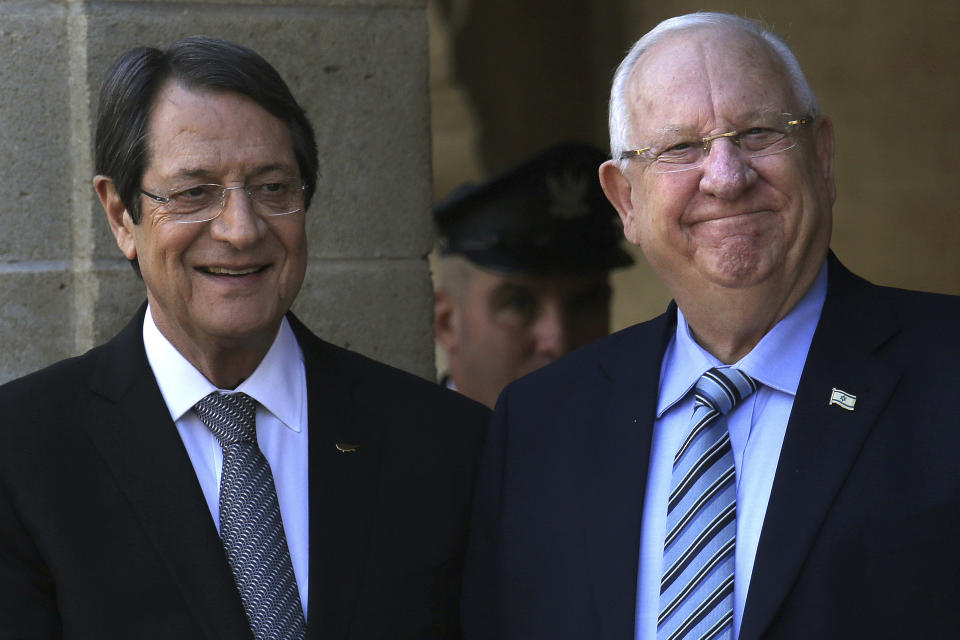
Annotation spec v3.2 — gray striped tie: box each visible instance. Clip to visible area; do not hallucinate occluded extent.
[657,367,758,640]
[194,391,306,640]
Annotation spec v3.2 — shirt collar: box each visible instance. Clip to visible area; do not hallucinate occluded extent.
[142,306,305,432]
[656,260,828,417]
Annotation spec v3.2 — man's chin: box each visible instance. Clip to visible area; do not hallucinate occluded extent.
[194,309,284,346]
[693,244,778,290]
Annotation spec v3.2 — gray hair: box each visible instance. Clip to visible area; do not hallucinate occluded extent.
[434,254,476,303]
[608,12,821,166]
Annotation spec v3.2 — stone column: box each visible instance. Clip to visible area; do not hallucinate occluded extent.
[0,0,436,383]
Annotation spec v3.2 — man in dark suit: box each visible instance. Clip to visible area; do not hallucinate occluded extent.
[0,37,488,639]
[462,12,960,640]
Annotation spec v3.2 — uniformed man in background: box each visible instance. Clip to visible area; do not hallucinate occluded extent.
[433,143,634,408]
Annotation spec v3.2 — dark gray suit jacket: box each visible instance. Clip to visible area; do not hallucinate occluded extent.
[462,254,960,639]
[0,306,489,639]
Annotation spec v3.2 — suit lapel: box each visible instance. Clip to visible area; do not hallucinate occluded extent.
[583,309,675,639]
[84,306,251,640]
[740,258,902,639]
[293,318,384,640]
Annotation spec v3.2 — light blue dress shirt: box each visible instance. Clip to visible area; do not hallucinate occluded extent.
[635,261,828,640]
[142,308,310,616]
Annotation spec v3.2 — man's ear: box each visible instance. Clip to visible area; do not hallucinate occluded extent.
[813,116,837,205]
[434,288,460,354]
[94,175,137,261]
[599,160,638,244]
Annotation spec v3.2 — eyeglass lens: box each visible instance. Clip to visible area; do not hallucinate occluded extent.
[149,180,305,223]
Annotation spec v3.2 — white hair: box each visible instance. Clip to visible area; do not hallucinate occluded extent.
[608,12,822,166]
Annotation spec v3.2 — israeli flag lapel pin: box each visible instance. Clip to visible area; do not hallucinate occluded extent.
[828,388,856,411]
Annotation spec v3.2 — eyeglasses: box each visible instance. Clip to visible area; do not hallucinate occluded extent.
[140,177,307,224]
[619,113,813,174]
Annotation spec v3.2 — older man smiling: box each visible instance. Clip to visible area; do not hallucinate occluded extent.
[462,12,960,640]
[0,37,488,639]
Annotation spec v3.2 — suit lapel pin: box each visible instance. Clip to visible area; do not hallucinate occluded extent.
[828,388,856,411]
[335,442,360,453]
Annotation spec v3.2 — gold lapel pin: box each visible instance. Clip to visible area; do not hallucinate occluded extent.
[828,388,856,411]
[335,442,360,453]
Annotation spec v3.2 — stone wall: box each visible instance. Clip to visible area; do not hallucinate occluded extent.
[0,0,436,383]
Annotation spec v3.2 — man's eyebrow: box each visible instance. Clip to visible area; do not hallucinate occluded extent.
[487,281,541,305]
[730,107,783,123]
[492,281,537,295]
[157,163,299,184]
[651,124,686,137]
[642,124,693,145]
[163,168,215,183]
[247,163,300,179]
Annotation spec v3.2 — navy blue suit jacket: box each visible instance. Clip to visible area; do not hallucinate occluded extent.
[0,306,489,639]
[462,255,960,639]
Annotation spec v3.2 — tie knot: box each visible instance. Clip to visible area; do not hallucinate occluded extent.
[194,391,257,446]
[695,367,758,415]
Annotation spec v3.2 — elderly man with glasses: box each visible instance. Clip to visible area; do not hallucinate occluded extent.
[0,37,488,639]
[462,12,960,640]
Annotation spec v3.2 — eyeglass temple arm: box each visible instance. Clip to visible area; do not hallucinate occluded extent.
[619,147,651,160]
[140,189,168,204]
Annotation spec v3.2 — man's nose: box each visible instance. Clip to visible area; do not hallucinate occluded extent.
[532,302,569,360]
[209,187,265,248]
[698,138,757,200]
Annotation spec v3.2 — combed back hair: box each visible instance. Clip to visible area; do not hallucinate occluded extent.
[94,36,319,224]
[608,12,821,166]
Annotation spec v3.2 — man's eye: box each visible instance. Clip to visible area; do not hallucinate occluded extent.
[491,291,539,326]
[255,182,287,194]
[656,142,698,162]
[503,295,536,316]
[173,185,218,201]
[740,127,784,150]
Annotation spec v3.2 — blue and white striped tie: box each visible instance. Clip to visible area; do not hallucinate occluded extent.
[657,367,758,640]
[194,391,306,640]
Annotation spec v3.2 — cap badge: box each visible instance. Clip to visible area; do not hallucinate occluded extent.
[547,170,590,219]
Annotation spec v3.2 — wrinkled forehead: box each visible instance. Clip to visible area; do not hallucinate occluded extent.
[627,27,799,138]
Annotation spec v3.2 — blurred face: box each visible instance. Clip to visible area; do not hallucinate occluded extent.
[438,265,612,408]
[102,83,307,370]
[601,27,835,319]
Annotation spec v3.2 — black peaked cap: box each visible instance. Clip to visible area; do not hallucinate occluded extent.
[435,142,634,274]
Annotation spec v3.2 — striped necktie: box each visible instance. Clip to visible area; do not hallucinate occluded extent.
[194,391,306,640]
[657,367,758,640]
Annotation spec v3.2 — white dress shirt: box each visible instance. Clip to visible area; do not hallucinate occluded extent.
[142,308,310,616]
[635,262,828,640]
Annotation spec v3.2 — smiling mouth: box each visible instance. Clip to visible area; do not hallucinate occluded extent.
[198,266,267,276]
[692,209,772,225]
